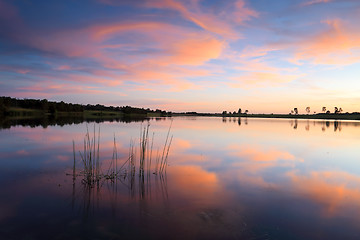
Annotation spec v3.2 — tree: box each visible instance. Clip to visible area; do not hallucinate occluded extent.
[294,108,298,115]
[222,111,227,115]
[334,107,339,114]
[0,98,5,116]
[245,110,248,114]
[238,108,242,114]
[291,110,294,114]
[40,99,49,112]
[305,107,310,114]
[339,107,343,113]
[322,107,326,113]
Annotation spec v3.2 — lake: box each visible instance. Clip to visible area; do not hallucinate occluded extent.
[1,117,360,239]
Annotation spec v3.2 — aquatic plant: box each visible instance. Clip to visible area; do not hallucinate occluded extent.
[77,125,101,186]
[72,122,173,187]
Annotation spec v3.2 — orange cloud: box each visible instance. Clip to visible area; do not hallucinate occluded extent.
[291,19,360,65]
[143,0,241,39]
[1,0,258,95]
[29,21,223,90]
[98,0,258,37]
[169,37,224,65]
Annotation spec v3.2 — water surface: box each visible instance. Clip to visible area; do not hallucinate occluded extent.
[1,117,360,239]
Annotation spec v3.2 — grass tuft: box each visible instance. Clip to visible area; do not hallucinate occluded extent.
[72,122,173,187]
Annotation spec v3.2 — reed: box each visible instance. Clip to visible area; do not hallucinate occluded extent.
[72,122,173,187]
[77,125,101,186]
[156,121,173,174]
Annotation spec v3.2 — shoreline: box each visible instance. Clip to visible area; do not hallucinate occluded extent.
[173,113,360,121]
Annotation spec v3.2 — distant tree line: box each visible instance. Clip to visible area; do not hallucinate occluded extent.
[222,108,248,115]
[290,106,344,115]
[0,96,170,117]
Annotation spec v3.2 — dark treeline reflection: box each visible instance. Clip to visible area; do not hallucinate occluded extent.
[221,117,360,132]
[0,116,169,129]
[291,119,349,132]
[222,117,248,125]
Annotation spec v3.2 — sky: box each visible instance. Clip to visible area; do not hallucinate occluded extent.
[1,0,360,114]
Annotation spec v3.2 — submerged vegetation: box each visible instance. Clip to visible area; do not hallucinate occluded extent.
[71,123,173,187]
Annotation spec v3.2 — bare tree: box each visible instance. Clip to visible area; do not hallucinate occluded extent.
[294,108,298,115]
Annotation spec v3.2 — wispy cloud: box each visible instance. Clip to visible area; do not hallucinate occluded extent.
[290,19,360,65]
[300,0,332,7]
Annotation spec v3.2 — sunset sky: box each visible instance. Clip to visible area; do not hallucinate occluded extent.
[1,0,360,113]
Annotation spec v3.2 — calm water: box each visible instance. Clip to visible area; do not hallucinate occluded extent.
[1,117,360,240]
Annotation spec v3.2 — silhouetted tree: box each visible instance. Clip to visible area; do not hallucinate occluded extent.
[0,98,5,116]
[245,110,248,114]
[238,108,242,114]
[222,111,227,115]
[322,107,326,113]
[294,108,298,115]
[306,107,310,114]
[40,99,49,112]
[334,107,339,114]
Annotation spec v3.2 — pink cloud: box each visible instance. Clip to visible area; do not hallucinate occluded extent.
[0,65,31,74]
[143,0,241,39]
[2,0,258,95]
[94,0,258,40]
[232,0,259,23]
[12,81,116,99]
[300,0,332,7]
[287,19,360,65]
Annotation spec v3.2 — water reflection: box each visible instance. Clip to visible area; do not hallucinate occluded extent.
[0,115,170,129]
[219,117,358,133]
[70,171,169,221]
[1,117,360,239]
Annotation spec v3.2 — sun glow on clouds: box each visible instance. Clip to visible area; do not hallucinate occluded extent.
[1,0,360,112]
[291,19,360,65]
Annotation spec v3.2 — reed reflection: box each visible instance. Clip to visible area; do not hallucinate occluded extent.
[3,117,360,239]
[70,169,169,220]
[69,123,172,220]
